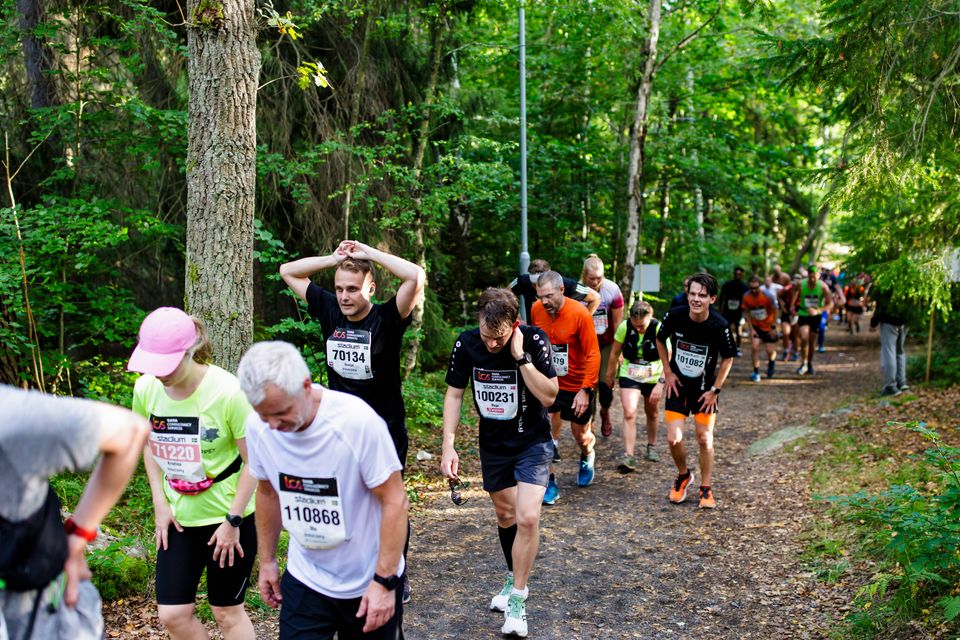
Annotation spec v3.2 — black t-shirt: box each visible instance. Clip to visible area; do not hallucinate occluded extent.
[719,279,749,317]
[445,325,556,455]
[657,306,738,390]
[622,318,660,365]
[510,274,590,321]
[306,283,411,436]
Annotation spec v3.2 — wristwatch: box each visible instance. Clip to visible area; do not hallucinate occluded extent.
[710,385,722,395]
[581,387,593,394]
[515,353,532,366]
[657,377,666,384]
[372,573,401,591]
[226,514,243,528]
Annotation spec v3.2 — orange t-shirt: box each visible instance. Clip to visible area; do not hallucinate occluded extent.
[740,290,776,333]
[531,298,600,392]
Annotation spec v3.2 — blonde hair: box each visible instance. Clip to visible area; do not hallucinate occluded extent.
[190,317,213,365]
[581,254,604,281]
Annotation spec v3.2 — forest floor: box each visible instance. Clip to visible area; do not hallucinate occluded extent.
[103,325,955,639]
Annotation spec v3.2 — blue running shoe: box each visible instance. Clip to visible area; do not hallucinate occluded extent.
[543,476,559,505]
[577,451,596,487]
[750,372,761,382]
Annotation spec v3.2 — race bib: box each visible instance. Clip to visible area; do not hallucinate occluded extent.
[727,299,741,311]
[627,362,654,382]
[327,328,373,380]
[674,341,708,378]
[804,295,820,310]
[473,368,519,420]
[552,344,569,377]
[149,416,205,483]
[592,309,608,335]
[750,308,768,321]
[279,473,346,550]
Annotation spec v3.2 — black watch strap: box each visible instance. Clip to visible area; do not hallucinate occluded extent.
[226,514,243,528]
[372,573,401,591]
[515,353,532,366]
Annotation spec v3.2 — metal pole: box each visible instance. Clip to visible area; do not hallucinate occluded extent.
[518,0,530,318]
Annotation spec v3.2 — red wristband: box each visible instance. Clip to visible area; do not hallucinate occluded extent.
[64,517,97,542]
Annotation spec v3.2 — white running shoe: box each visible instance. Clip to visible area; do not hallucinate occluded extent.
[501,593,528,637]
[489,574,514,612]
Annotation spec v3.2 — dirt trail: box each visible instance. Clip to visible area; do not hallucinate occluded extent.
[403,329,881,639]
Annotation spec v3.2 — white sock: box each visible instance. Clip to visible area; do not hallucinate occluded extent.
[511,586,529,599]
[552,438,559,447]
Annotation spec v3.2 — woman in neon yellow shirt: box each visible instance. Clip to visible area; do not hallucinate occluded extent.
[129,307,256,640]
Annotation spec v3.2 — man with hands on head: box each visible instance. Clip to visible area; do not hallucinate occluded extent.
[441,288,558,638]
[237,341,407,640]
[280,239,424,603]
[656,273,738,509]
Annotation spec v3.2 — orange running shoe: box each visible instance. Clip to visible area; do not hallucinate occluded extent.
[668,472,694,503]
[699,486,716,509]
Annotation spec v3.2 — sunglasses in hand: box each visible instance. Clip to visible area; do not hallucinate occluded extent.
[448,477,470,506]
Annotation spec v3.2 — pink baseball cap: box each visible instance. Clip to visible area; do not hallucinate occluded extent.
[127,307,197,377]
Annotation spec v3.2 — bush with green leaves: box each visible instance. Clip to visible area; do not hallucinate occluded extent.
[829,422,960,634]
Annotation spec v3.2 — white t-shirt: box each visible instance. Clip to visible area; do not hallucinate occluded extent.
[246,386,403,599]
[761,282,783,309]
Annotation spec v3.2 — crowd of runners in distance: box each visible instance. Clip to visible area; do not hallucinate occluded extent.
[2,241,892,640]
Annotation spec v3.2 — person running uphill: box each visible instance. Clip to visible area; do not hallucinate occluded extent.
[718,267,749,356]
[741,275,778,381]
[605,301,665,470]
[656,273,738,509]
[531,271,601,504]
[441,288,559,638]
[580,254,625,439]
[793,265,833,375]
[238,341,408,640]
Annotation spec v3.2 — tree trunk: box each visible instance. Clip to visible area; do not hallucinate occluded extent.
[620,0,662,299]
[184,0,260,372]
[790,197,830,274]
[654,179,670,261]
[18,0,59,110]
[403,12,445,377]
[343,5,374,237]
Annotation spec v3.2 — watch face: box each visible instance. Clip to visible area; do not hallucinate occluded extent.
[227,515,243,527]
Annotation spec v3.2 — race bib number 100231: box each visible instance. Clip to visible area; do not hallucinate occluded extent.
[149,415,205,483]
[327,328,373,380]
[279,473,347,550]
[473,368,519,420]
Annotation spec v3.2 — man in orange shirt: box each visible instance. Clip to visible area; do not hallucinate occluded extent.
[741,275,778,382]
[531,271,600,504]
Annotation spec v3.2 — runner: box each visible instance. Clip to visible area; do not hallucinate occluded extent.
[580,254,625,438]
[670,277,692,310]
[0,388,148,640]
[237,341,407,640]
[718,267,749,356]
[868,287,909,396]
[656,273,738,509]
[778,274,800,361]
[129,307,258,640]
[280,239,424,601]
[792,265,833,375]
[440,288,558,638]
[509,258,599,321]
[604,300,665,471]
[530,271,601,504]
[844,275,867,334]
[741,275,778,381]
[760,273,782,313]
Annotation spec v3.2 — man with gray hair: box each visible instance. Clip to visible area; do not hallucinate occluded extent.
[236,341,408,640]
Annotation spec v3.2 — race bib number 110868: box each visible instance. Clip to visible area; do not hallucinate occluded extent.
[279,473,347,549]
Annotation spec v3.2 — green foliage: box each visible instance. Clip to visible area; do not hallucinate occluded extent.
[826,422,960,634]
[72,357,139,406]
[87,538,152,601]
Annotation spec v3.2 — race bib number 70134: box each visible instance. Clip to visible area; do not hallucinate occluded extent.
[327,328,373,380]
[279,473,347,550]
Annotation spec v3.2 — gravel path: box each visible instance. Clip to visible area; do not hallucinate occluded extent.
[402,329,881,639]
